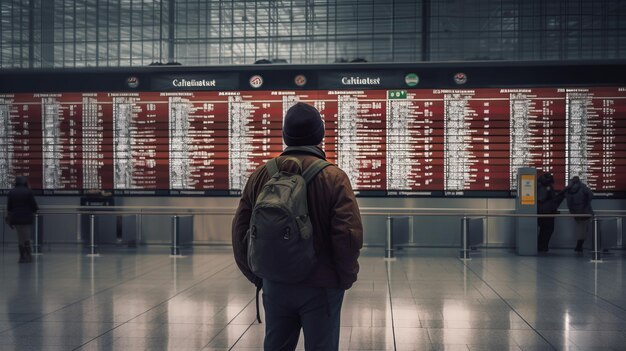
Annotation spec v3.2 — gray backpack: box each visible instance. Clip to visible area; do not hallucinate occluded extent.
[247,156,331,283]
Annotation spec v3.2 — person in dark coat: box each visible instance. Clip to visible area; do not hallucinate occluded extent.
[232,102,363,351]
[6,176,39,263]
[564,176,593,252]
[537,172,565,252]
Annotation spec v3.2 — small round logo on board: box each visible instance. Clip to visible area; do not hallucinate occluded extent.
[126,76,140,88]
[249,75,263,88]
[294,74,307,87]
[454,72,467,85]
[405,73,419,87]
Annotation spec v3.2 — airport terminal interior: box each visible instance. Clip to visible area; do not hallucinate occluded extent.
[1,1,626,350]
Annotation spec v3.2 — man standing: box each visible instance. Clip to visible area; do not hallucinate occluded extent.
[537,172,564,252]
[6,176,39,263]
[564,176,593,252]
[232,102,363,350]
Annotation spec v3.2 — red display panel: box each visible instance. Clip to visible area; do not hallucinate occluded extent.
[435,89,511,193]
[36,94,83,191]
[321,90,387,192]
[226,91,285,192]
[565,87,626,192]
[508,88,567,190]
[1,94,43,189]
[167,92,229,192]
[110,93,169,191]
[386,90,445,192]
[1,87,625,197]
[83,93,114,190]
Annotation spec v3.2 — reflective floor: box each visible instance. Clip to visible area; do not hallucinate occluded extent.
[1,246,626,351]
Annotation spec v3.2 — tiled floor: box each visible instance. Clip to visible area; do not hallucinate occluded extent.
[1,245,625,350]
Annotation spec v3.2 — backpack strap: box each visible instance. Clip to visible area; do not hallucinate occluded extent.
[301,159,332,184]
[255,284,263,323]
[265,158,280,177]
[265,157,302,177]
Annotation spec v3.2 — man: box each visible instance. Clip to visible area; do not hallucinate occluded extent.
[232,102,363,350]
[564,176,593,252]
[536,172,564,252]
[6,176,39,263]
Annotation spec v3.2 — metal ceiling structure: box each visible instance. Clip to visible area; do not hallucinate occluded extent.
[0,0,624,68]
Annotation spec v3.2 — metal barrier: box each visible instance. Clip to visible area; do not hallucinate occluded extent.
[385,216,394,259]
[87,214,98,256]
[171,215,181,256]
[2,205,625,262]
[459,217,487,259]
[460,216,470,260]
[591,217,601,262]
[586,216,626,262]
[615,217,624,247]
[32,214,43,254]
[384,216,418,259]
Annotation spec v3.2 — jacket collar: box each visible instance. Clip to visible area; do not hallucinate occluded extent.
[282,145,326,160]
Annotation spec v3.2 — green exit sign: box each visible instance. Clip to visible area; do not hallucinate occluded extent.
[387,90,407,99]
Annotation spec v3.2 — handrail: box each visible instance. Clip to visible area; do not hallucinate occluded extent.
[1,205,625,217]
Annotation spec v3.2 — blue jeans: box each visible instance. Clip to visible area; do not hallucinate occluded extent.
[262,280,345,351]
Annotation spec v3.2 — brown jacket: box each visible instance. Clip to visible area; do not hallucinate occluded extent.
[232,146,363,289]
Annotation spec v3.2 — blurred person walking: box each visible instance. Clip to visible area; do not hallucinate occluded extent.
[6,176,39,263]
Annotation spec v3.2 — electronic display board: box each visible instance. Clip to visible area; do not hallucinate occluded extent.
[0,62,625,197]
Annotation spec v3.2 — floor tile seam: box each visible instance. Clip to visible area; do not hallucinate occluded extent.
[458,259,558,351]
[71,258,238,351]
[385,260,400,351]
[227,317,260,351]
[403,269,431,333]
[0,254,178,337]
[204,290,272,350]
[516,259,626,322]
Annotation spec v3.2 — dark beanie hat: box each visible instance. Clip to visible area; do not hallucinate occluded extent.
[282,102,325,146]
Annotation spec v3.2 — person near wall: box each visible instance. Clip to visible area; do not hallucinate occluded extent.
[537,172,565,252]
[564,176,594,253]
[6,176,39,263]
[232,102,363,351]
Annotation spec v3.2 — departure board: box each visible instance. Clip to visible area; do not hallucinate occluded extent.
[565,88,626,192]
[168,92,229,193]
[0,63,625,197]
[82,93,113,191]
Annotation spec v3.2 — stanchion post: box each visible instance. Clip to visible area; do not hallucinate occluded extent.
[76,213,81,242]
[460,216,470,259]
[135,214,141,245]
[481,216,487,248]
[591,216,601,262]
[617,217,623,248]
[408,216,415,244]
[32,214,42,254]
[385,216,394,259]
[171,215,181,256]
[88,214,98,256]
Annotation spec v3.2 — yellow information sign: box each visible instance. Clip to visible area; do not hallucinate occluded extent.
[520,174,536,205]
